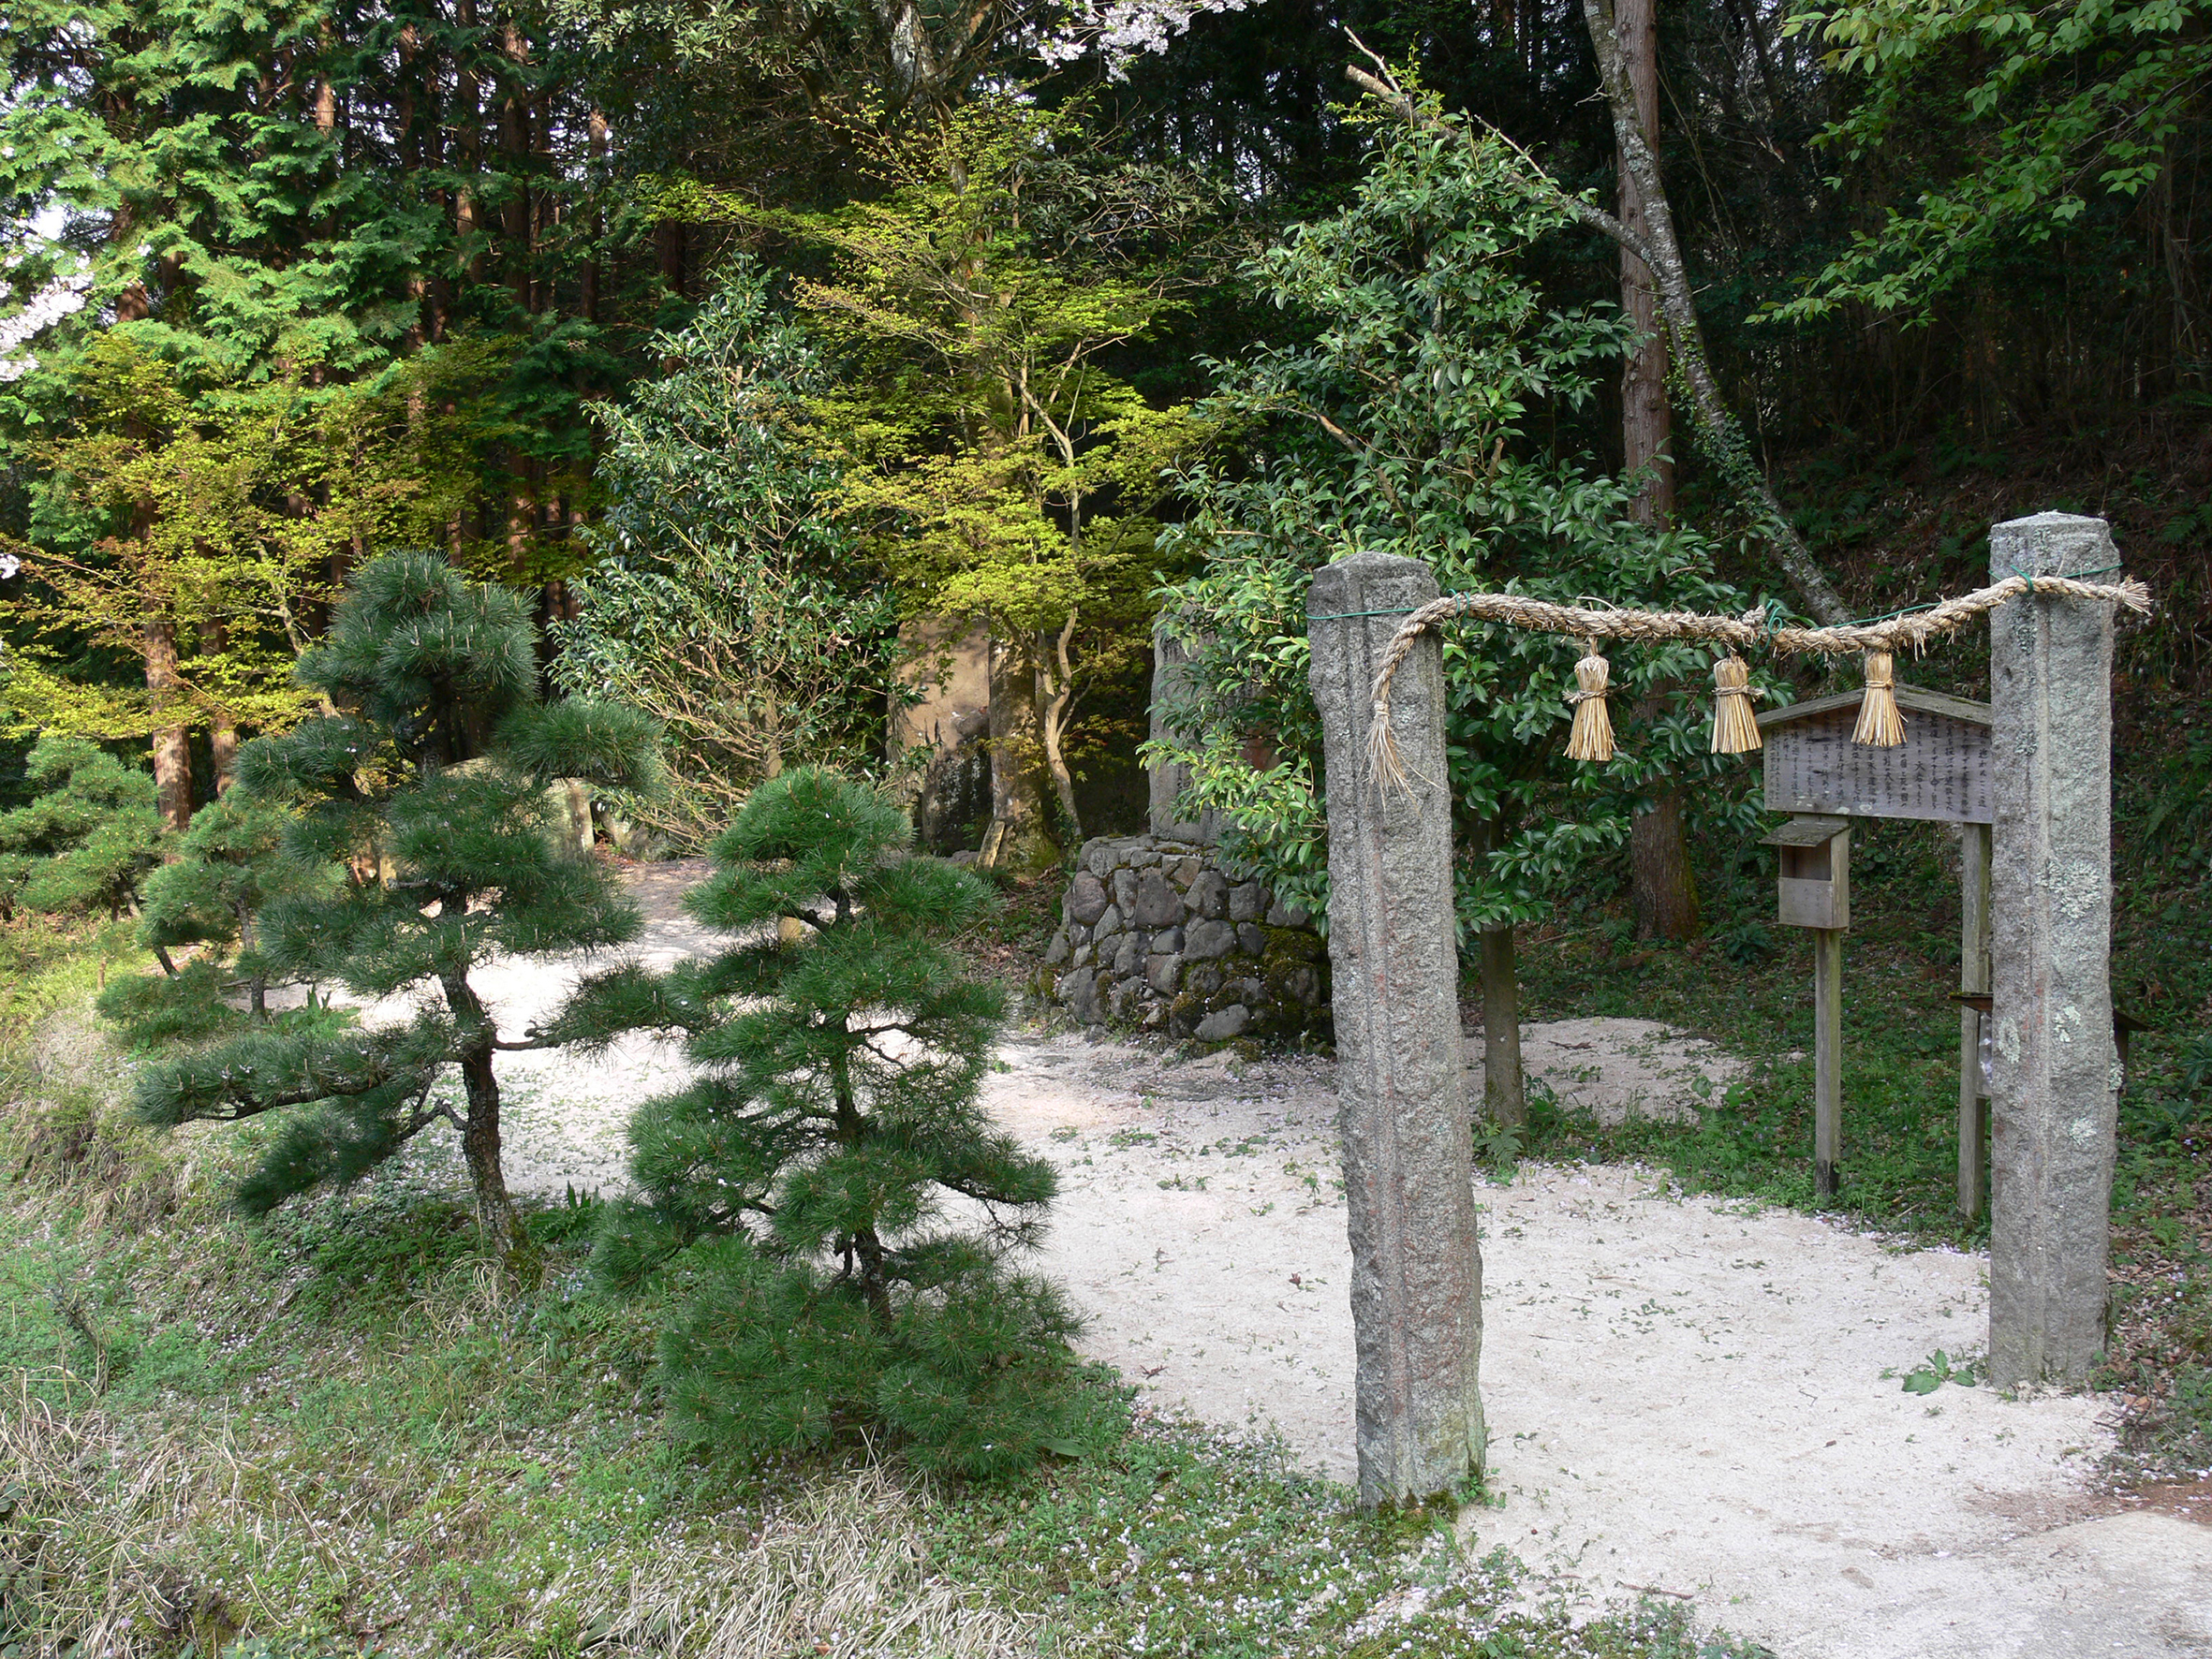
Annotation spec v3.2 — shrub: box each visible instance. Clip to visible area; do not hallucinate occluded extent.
[587,769,1082,1478]
[0,736,163,922]
[129,551,662,1263]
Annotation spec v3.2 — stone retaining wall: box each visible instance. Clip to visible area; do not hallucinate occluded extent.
[1042,835,1329,1044]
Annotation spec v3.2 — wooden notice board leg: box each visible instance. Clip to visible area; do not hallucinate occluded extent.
[1814,927,1843,1197]
[1959,822,1992,1219]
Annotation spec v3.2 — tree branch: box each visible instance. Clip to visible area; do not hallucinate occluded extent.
[1343,35,1850,624]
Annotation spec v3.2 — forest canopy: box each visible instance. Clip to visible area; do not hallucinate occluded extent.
[0,0,2202,861]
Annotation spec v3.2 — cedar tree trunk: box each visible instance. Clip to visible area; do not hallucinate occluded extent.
[1615,0,1701,940]
[143,620,193,832]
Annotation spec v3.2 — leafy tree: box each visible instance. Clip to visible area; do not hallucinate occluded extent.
[553,266,907,845]
[762,99,1209,869]
[1777,0,2211,326]
[584,768,1084,1478]
[1149,103,1758,1125]
[0,736,165,923]
[131,551,662,1260]
[0,337,452,826]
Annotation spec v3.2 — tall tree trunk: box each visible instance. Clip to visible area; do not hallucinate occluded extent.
[656,220,686,300]
[1468,817,1526,1126]
[1039,613,1083,842]
[980,633,1058,873]
[1614,0,1701,941]
[203,620,239,793]
[454,0,485,284]
[1630,785,1700,940]
[499,20,533,314]
[1616,0,1671,527]
[582,107,609,324]
[143,620,192,833]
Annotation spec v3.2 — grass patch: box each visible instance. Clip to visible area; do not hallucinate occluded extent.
[1513,815,1991,1244]
[0,1179,1774,1659]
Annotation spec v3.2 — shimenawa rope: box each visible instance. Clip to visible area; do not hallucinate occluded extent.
[1355,571,2151,794]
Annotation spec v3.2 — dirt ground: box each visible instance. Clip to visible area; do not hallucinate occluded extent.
[381,864,2212,1659]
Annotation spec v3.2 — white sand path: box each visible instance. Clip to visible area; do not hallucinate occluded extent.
[363,887,2212,1659]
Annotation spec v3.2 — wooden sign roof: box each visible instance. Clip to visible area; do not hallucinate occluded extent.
[1756,683,1993,732]
[1758,683,1993,825]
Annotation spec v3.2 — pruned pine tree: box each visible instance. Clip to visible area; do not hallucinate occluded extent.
[582,769,1082,1478]
[132,552,662,1261]
[96,790,332,1045]
[0,735,165,923]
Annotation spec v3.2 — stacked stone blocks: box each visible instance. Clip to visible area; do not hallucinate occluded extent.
[1043,835,1328,1043]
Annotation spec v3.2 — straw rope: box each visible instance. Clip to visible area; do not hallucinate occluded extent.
[1353,571,2151,793]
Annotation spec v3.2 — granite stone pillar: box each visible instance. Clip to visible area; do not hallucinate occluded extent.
[1987,512,2123,1388]
[1147,617,1222,844]
[1307,551,1483,1505]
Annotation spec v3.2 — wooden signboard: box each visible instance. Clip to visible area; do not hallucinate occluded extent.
[1758,683,1996,1211]
[1759,685,1993,825]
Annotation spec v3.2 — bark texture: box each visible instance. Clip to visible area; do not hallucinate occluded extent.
[981,635,1058,873]
[1478,921,1527,1129]
[143,619,193,832]
[1630,786,1702,940]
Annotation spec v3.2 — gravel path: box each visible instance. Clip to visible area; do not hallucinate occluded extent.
[371,861,2211,1658]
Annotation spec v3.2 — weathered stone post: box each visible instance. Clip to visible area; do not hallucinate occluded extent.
[1957,820,1993,1219]
[1147,615,1221,844]
[1987,511,2123,1388]
[1307,551,1483,1505]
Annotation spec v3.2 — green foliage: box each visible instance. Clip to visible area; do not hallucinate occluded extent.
[96,789,334,1044]
[553,264,907,844]
[0,735,164,920]
[1889,1347,1980,1391]
[0,337,457,750]
[756,98,1214,861]
[1778,0,2212,320]
[1149,105,1762,937]
[591,768,1084,1477]
[129,552,661,1255]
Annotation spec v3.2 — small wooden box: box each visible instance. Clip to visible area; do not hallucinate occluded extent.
[1762,815,1850,931]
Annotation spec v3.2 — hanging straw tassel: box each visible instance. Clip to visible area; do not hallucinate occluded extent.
[1564,640,1616,762]
[1851,650,1907,747]
[1709,653,1762,754]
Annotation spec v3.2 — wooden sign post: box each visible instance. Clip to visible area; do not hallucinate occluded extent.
[1758,687,1994,1209]
[1760,815,1850,1194]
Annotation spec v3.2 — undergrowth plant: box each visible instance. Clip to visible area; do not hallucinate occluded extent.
[0,735,163,925]
[584,768,1085,1478]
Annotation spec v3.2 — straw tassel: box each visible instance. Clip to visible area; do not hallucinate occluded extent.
[1851,650,1907,747]
[1709,653,1762,754]
[1564,640,1616,762]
